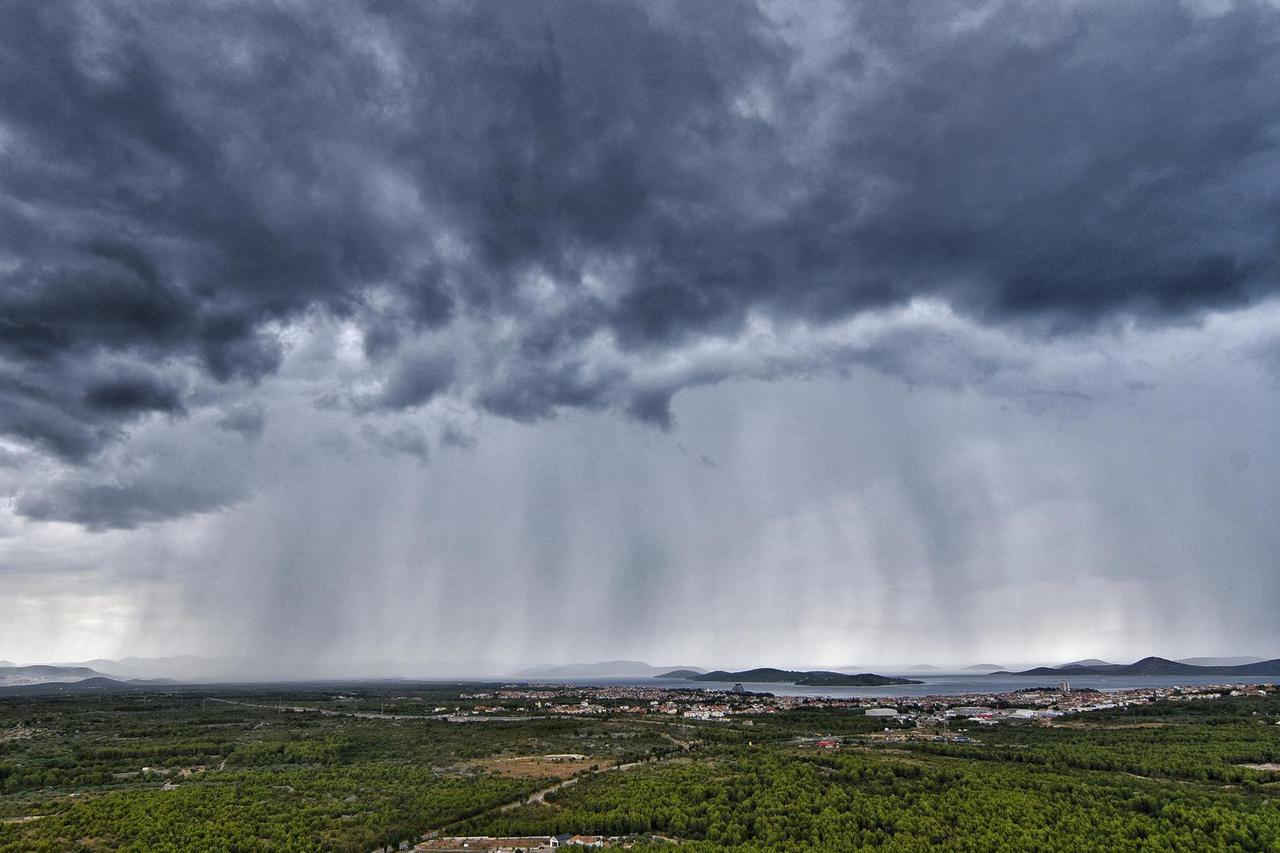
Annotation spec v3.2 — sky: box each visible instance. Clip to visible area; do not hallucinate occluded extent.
[2,0,1279,676]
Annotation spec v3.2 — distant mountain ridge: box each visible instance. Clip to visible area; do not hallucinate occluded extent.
[49,655,253,681]
[0,665,108,687]
[997,656,1280,677]
[511,661,706,679]
[660,668,922,687]
[1177,656,1265,668]
[6,654,1275,688]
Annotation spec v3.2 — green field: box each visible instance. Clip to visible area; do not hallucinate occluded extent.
[2,686,1278,851]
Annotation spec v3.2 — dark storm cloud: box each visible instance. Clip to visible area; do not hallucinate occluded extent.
[371,352,457,411]
[832,2,1280,328]
[0,359,187,462]
[3,0,1280,501]
[14,469,241,530]
[81,368,185,416]
[477,359,627,423]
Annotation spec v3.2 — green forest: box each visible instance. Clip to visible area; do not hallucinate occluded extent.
[1,686,1278,851]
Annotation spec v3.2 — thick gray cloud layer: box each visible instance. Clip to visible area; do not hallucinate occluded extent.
[3,2,1280,477]
[2,1,1279,667]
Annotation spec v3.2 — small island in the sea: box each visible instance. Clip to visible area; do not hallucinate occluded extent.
[658,668,923,687]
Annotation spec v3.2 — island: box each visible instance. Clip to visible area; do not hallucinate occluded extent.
[658,668,923,687]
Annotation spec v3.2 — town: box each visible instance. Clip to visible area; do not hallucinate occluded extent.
[3,680,1277,851]
[401,680,1278,852]
[445,680,1274,727]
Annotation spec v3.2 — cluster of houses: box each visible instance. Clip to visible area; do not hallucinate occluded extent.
[444,681,1275,729]
[416,833,609,850]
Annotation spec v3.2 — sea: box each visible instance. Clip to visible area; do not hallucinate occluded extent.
[517,674,1279,700]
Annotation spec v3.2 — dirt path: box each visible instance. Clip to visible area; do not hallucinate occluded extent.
[369,759,650,852]
[499,760,643,811]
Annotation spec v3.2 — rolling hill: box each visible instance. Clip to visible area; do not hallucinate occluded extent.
[0,676,153,695]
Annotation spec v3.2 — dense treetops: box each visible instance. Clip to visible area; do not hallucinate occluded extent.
[1,686,1277,851]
